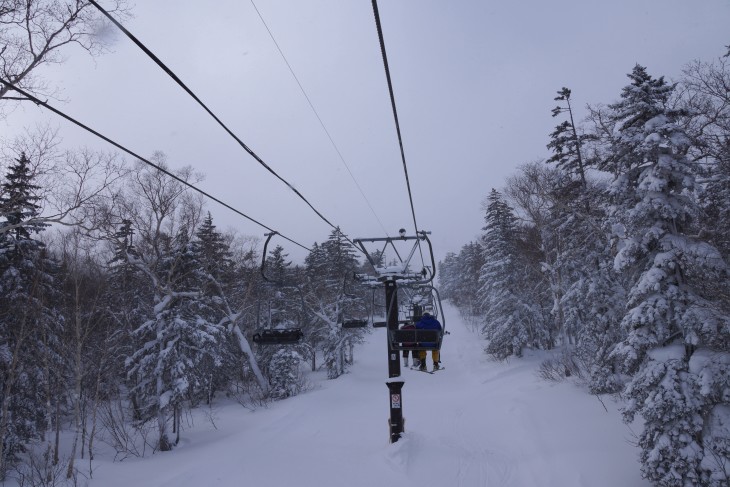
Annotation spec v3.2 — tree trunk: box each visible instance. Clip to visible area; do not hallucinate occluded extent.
[0,343,22,479]
[156,354,172,451]
[67,308,84,478]
[232,325,268,392]
[175,405,180,445]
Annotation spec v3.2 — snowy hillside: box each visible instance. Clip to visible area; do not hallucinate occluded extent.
[84,303,649,487]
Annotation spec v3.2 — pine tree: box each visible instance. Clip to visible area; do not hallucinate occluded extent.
[0,153,47,240]
[438,242,484,324]
[193,213,235,289]
[105,220,151,418]
[303,229,365,379]
[268,348,304,400]
[545,93,630,386]
[126,227,224,450]
[606,65,729,485]
[0,153,61,478]
[547,87,589,187]
[479,189,543,359]
[190,213,242,401]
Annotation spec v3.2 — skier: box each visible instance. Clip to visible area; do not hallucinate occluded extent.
[415,312,442,371]
[400,321,419,368]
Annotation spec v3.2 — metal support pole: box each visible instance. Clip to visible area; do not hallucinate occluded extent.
[385,279,401,378]
[386,381,405,443]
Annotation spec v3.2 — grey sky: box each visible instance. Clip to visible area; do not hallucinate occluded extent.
[3,0,729,264]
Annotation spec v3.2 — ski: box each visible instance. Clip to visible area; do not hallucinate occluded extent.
[410,366,444,374]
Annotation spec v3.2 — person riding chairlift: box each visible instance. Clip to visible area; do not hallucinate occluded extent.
[400,321,419,368]
[416,312,442,371]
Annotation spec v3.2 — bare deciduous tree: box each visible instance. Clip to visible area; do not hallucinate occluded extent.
[1,126,129,235]
[0,0,128,110]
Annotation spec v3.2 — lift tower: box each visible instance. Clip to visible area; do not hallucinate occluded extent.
[353,230,439,442]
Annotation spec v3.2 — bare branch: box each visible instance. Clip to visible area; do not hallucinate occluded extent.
[0,0,130,114]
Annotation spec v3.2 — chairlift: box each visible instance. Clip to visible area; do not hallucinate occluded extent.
[340,288,376,329]
[252,328,304,345]
[341,319,369,329]
[388,328,443,352]
[255,232,304,344]
[389,284,446,352]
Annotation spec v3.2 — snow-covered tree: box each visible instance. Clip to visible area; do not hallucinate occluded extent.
[605,65,729,485]
[479,189,545,359]
[547,87,589,187]
[191,213,235,395]
[191,213,267,399]
[105,219,152,418]
[545,92,630,387]
[118,158,226,451]
[304,229,366,379]
[0,153,62,477]
[268,348,304,400]
[127,227,224,450]
[681,58,730,263]
[439,241,484,322]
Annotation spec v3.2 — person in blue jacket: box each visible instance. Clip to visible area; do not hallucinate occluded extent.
[415,312,442,371]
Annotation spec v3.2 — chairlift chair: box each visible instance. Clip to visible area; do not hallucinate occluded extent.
[340,288,378,329]
[252,328,304,345]
[389,283,446,352]
[341,319,369,329]
[253,232,307,344]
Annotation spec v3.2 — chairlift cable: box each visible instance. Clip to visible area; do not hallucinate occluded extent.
[0,78,311,252]
[370,0,426,266]
[88,0,352,245]
[250,0,391,239]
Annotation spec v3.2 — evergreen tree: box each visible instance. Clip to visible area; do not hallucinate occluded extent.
[439,242,484,323]
[0,154,61,477]
[261,244,298,335]
[304,229,365,379]
[0,153,47,239]
[268,348,304,400]
[553,183,627,392]
[606,65,729,485]
[126,227,224,450]
[545,93,630,386]
[105,219,151,418]
[547,87,589,187]
[479,190,543,359]
[193,213,235,290]
[191,213,249,400]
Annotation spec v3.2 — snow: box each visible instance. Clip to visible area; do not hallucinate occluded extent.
[648,344,685,363]
[67,303,649,487]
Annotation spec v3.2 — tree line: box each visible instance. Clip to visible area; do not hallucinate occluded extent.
[0,146,371,481]
[440,58,730,486]
[0,1,376,481]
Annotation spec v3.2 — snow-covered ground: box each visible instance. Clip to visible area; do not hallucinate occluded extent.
[84,303,649,487]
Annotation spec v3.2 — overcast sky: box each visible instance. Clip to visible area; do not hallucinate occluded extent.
[3,0,729,264]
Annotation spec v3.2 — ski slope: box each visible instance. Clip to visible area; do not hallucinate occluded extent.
[87,303,649,487]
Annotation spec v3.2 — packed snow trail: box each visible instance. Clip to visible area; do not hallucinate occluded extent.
[86,303,649,487]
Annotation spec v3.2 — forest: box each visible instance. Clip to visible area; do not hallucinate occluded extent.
[0,1,376,481]
[439,59,730,485]
[1,0,729,485]
[0,144,374,478]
